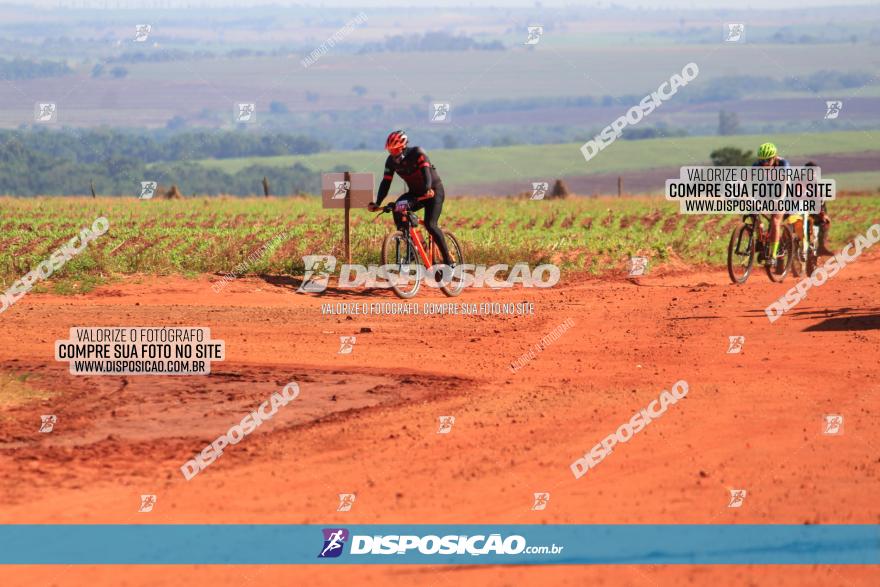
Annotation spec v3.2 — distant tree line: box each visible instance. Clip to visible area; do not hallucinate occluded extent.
[358,31,505,53]
[105,49,216,64]
[451,71,875,116]
[90,31,504,67]
[90,63,129,78]
[0,141,325,196]
[0,128,325,165]
[659,25,879,45]
[690,71,874,101]
[0,129,332,196]
[0,57,72,79]
[710,147,753,166]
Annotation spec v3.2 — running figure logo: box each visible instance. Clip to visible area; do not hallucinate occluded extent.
[824,101,843,120]
[525,25,543,45]
[531,182,549,200]
[437,416,455,434]
[823,414,843,435]
[139,181,157,200]
[531,492,550,511]
[338,336,356,355]
[139,494,157,512]
[236,103,256,123]
[727,336,745,354]
[628,256,648,277]
[430,102,450,123]
[337,493,356,512]
[35,103,57,123]
[728,489,747,508]
[134,24,151,42]
[39,415,57,433]
[332,181,350,200]
[724,23,745,43]
[298,255,337,293]
[318,528,350,558]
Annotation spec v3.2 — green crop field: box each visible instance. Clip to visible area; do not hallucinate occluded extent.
[827,172,880,192]
[1,195,878,295]
[192,130,880,190]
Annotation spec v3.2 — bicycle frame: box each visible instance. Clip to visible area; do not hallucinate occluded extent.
[377,200,464,299]
[377,203,442,268]
[738,214,782,264]
[743,214,767,252]
[751,214,783,255]
[404,215,437,267]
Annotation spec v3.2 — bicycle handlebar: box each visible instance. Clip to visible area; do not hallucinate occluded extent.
[370,202,395,223]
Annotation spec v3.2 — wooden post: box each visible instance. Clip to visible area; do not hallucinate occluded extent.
[262,176,270,197]
[617,176,623,197]
[343,171,351,264]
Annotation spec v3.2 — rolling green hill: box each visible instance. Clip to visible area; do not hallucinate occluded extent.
[189,130,879,190]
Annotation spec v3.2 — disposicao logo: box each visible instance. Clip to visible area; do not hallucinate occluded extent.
[318,528,350,558]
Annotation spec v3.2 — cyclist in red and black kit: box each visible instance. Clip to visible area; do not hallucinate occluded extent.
[368,130,453,266]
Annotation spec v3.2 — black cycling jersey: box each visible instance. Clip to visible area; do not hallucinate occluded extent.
[376,146,442,205]
[752,157,790,168]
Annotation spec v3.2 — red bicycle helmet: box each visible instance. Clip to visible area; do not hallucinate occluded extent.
[385,130,408,154]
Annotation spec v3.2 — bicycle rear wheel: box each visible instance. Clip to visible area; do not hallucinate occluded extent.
[791,238,804,277]
[436,230,465,298]
[765,224,794,283]
[727,222,755,284]
[381,231,421,299]
[806,247,818,276]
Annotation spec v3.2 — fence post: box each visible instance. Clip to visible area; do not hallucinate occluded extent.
[343,171,351,265]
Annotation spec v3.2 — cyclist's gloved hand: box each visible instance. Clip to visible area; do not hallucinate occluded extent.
[367,202,379,212]
[394,200,410,214]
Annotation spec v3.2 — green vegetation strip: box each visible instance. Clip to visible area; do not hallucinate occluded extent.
[192,130,880,188]
[1,195,878,293]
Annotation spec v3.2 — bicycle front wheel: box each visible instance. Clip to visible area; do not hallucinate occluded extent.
[438,230,465,298]
[727,222,755,284]
[381,231,421,299]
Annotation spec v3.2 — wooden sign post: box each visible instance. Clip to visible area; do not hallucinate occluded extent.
[321,172,374,265]
[343,171,350,264]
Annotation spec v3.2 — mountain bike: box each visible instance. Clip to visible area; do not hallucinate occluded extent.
[788,213,819,278]
[726,214,794,284]
[377,202,465,299]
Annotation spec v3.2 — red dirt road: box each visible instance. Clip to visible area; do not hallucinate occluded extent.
[1,256,879,586]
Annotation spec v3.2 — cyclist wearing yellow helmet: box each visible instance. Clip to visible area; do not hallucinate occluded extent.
[753,142,789,261]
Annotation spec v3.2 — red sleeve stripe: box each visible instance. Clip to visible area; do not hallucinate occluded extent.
[419,162,430,168]
[383,174,393,180]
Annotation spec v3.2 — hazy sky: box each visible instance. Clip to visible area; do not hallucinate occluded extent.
[17,0,880,8]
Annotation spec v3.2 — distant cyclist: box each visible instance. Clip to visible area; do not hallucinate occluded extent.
[368,130,453,267]
[753,142,789,262]
[804,161,833,255]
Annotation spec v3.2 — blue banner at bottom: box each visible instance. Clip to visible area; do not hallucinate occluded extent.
[0,525,877,564]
